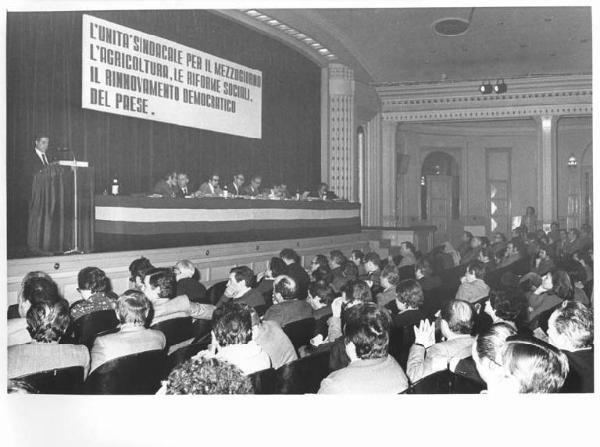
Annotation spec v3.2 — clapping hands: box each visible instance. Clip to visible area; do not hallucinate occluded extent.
[413,319,436,349]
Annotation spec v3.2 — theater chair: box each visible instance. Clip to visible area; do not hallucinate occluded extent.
[282,318,316,354]
[401,369,485,394]
[151,317,195,351]
[164,338,210,376]
[13,366,85,394]
[248,367,279,394]
[206,281,228,305]
[276,349,331,394]
[84,350,166,394]
[72,309,120,349]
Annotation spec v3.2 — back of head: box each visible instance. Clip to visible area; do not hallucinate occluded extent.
[273,275,298,300]
[381,264,400,287]
[364,252,381,268]
[175,260,196,279]
[279,248,300,264]
[343,302,391,360]
[489,290,526,322]
[342,280,373,304]
[402,241,416,254]
[309,281,336,306]
[502,337,569,393]
[269,257,287,277]
[21,275,60,306]
[145,267,177,299]
[26,299,71,343]
[441,299,475,335]
[212,301,253,347]
[552,270,574,300]
[165,357,253,394]
[396,279,424,310]
[475,322,517,365]
[117,289,151,326]
[330,250,347,266]
[230,266,255,288]
[342,261,359,280]
[466,260,486,279]
[351,250,365,263]
[129,257,154,282]
[78,266,110,294]
[549,301,593,350]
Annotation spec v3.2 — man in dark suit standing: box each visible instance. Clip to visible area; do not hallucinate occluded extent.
[227,173,245,196]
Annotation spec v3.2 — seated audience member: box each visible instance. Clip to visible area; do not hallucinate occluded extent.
[376,264,400,308]
[195,173,222,197]
[308,281,336,330]
[255,257,287,296]
[227,173,245,196]
[350,249,367,278]
[70,267,117,322]
[175,260,208,304]
[484,290,527,331]
[309,254,332,283]
[491,232,507,257]
[364,252,382,289]
[415,259,442,291]
[8,300,90,379]
[565,228,583,256]
[457,231,473,259]
[527,270,564,324]
[324,280,373,344]
[573,249,593,284]
[318,302,409,394]
[547,301,594,393]
[567,267,591,306]
[8,274,61,346]
[153,171,177,196]
[397,241,417,268]
[90,290,166,373]
[497,239,523,268]
[462,322,517,390]
[460,236,482,265]
[162,357,253,395]
[216,266,265,308]
[331,261,359,294]
[553,229,569,259]
[455,260,490,304]
[8,271,56,319]
[579,223,593,250]
[429,244,456,272]
[328,250,347,282]
[195,302,270,375]
[407,299,475,383]
[128,256,154,290]
[531,245,555,276]
[250,308,297,369]
[241,175,262,196]
[443,241,462,267]
[280,248,310,299]
[500,336,569,393]
[263,275,313,328]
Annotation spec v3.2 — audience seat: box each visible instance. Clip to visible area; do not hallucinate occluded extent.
[151,317,195,349]
[72,309,120,349]
[401,369,485,394]
[13,366,85,394]
[254,303,270,317]
[84,350,166,394]
[206,281,227,305]
[248,367,279,394]
[276,349,331,394]
[165,339,210,375]
[282,318,316,353]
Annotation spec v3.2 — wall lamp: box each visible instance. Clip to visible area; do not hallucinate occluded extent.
[493,79,507,94]
[567,154,578,167]
[479,81,493,94]
[479,80,508,94]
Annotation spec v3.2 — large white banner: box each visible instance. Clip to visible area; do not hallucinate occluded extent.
[82,14,262,138]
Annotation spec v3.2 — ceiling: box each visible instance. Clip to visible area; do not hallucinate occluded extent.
[245,7,592,86]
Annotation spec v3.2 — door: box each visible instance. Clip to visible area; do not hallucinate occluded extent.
[427,175,453,246]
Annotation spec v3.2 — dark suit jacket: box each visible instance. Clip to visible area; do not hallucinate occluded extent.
[217,288,266,308]
[263,299,313,328]
[562,348,594,393]
[23,149,53,201]
[176,278,208,304]
[241,184,260,196]
[284,262,311,300]
[153,180,176,196]
[227,182,243,196]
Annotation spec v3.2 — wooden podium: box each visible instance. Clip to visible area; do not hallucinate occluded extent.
[27,161,94,254]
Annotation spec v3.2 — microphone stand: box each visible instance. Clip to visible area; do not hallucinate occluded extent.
[64,147,83,255]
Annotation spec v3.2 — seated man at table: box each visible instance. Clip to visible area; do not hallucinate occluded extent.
[241,175,262,196]
[263,275,313,328]
[227,173,245,196]
[318,302,408,394]
[153,171,178,196]
[195,173,222,197]
[216,266,266,309]
[176,172,192,197]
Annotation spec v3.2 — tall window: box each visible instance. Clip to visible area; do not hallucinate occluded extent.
[357,126,365,222]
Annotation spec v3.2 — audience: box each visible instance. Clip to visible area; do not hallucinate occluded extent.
[143,267,189,324]
[307,281,336,325]
[128,256,154,290]
[263,275,313,327]
[376,264,400,308]
[255,257,286,296]
[8,300,90,379]
[527,270,564,324]
[280,248,310,299]
[250,308,298,369]
[363,252,382,289]
[90,290,166,373]
[455,260,490,303]
[350,249,367,277]
[174,260,208,304]
[217,266,266,308]
[70,267,117,322]
[318,302,409,394]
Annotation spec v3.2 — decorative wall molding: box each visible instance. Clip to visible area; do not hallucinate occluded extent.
[377,74,592,122]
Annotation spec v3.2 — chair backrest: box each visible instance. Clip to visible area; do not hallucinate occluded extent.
[206,281,228,305]
[151,317,194,348]
[84,350,166,394]
[165,340,210,376]
[276,349,331,394]
[254,303,270,317]
[14,366,85,394]
[402,369,485,394]
[73,309,120,349]
[248,367,279,394]
[282,318,316,352]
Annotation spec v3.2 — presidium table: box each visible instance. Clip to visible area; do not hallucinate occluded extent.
[94,195,361,252]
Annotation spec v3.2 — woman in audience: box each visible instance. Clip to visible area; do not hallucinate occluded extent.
[160,357,253,394]
[128,256,154,290]
[70,266,117,322]
[415,258,442,291]
[175,259,208,303]
[527,270,564,325]
[531,245,555,276]
[8,274,61,346]
[8,300,90,379]
[8,271,56,319]
[484,290,527,331]
[90,290,166,373]
[455,260,490,304]
[309,254,332,283]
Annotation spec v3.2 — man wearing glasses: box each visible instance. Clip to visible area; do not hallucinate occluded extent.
[227,173,245,196]
[195,173,222,197]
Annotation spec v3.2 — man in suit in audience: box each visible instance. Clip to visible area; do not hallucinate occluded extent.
[216,266,265,308]
[196,173,222,196]
[364,252,382,291]
[250,308,297,369]
[318,302,408,394]
[407,299,475,383]
[153,171,178,196]
[90,290,166,373]
[376,264,400,308]
[280,248,310,300]
[227,173,245,196]
[547,301,594,393]
[241,175,262,196]
[350,250,367,278]
[397,242,417,267]
[263,275,313,328]
[328,250,346,284]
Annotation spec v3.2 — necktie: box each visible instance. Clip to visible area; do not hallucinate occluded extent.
[183,187,187,195]
[42,153,49,166]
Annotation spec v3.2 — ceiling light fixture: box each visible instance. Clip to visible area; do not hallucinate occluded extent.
[493,79,507,94]
[479,81,493,94]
